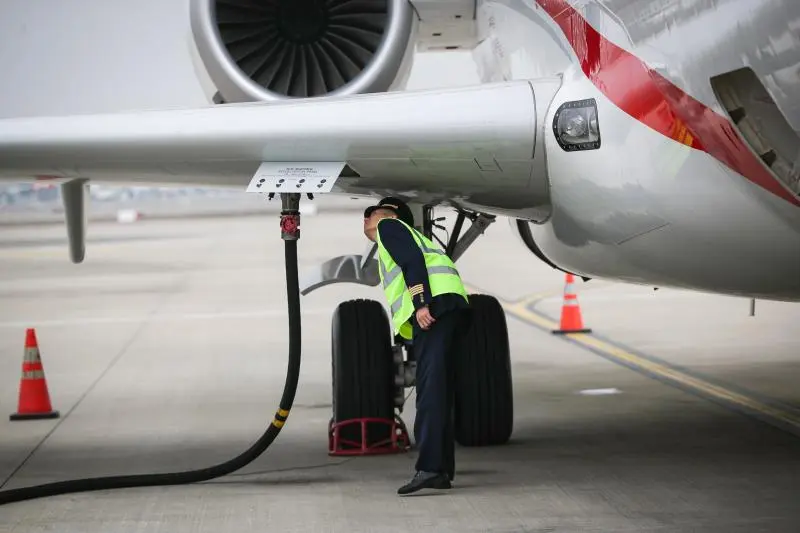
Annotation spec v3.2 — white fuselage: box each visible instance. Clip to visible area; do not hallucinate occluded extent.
[471,0,800,300]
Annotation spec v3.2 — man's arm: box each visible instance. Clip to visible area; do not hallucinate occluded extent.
[377,219,432,309]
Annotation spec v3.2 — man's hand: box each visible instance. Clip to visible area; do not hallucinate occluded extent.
[415,305,435,330]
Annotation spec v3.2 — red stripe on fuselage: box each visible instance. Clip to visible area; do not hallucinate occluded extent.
[534,0,800,207]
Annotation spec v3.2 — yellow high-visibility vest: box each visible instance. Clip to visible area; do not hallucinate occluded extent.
[375,219,469,339]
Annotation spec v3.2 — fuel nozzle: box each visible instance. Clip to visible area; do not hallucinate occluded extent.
[280,193,302,241]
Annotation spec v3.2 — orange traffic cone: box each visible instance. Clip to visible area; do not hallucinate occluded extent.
[552,273,592,335]
[9,329,59,421]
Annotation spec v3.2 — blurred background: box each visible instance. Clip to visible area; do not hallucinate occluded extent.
[0,182,374,225]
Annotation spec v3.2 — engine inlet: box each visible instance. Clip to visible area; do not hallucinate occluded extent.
[191,0,416,102]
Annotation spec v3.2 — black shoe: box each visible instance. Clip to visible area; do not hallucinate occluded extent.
[397,471,452,495]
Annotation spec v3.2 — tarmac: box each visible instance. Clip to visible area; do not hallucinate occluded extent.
[0,208,799,532]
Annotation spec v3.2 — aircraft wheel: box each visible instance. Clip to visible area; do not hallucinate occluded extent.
[331,299,395,448]
[454,294,514,446]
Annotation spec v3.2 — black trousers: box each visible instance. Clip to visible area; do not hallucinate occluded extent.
[412,308,468,478]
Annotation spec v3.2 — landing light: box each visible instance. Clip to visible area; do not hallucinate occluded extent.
[552,98,601,152]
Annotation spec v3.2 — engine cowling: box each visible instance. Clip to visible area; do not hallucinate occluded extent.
[189,0,417,103]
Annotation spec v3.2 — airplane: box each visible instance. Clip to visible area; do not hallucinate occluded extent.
[0,0,798,451]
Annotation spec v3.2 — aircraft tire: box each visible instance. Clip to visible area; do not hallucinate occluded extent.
[454,294,514,446]
[331,299,395,448]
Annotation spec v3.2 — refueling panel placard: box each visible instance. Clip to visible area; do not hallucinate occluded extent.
[247,162,345,194]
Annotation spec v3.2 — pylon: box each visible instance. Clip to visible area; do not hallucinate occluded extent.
[10,329,59,421]
[552,273,592,335]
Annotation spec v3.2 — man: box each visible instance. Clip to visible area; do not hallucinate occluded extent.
[363,197,471,495]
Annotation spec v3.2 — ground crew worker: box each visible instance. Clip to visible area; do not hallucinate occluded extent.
[362,197,471,495]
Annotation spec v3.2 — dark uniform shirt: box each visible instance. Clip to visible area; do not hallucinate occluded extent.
[377,219,469,329]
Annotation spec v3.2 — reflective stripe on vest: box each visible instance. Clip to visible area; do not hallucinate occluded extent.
[375,219,468,339]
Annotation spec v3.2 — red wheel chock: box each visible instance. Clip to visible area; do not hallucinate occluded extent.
[328,416,411,456]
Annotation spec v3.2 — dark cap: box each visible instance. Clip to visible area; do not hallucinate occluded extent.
[363,197,415,227]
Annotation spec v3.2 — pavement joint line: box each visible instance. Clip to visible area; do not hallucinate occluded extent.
[207,458,357,483]
[491,290,800,439]
[0,281,177,490]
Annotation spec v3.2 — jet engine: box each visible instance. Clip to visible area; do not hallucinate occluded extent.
[189,0,418,103]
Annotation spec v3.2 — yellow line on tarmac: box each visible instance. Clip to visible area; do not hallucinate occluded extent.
[485,288,800,436]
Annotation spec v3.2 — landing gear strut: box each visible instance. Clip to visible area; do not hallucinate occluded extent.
[302,204,514,451]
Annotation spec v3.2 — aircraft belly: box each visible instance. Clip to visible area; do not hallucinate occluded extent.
[536,217,800,302]
[534,68,800,301]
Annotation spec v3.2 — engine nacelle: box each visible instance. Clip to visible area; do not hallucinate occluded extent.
[189,0,418,103]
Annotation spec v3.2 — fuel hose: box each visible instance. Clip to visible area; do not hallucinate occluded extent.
[0,193,304,506]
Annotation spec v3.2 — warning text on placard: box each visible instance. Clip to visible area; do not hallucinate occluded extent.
[246,162,345,194]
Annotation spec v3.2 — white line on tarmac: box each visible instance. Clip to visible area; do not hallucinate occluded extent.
[578,388,623,396]
[0,309,332,328]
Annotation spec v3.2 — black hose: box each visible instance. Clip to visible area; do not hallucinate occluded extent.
[0,238,302,506]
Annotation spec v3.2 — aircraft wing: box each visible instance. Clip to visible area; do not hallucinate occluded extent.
[0,80,559,207]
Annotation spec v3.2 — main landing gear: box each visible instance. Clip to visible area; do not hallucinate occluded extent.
[301,206,514,452]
